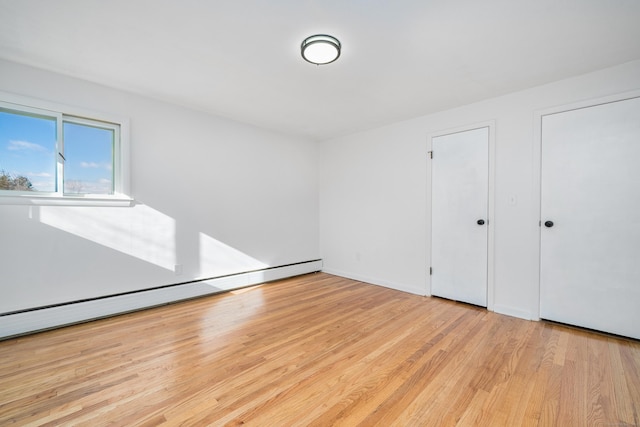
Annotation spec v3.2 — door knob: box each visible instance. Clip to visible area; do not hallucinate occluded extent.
[544,220,554,228]
[477,219,485,225]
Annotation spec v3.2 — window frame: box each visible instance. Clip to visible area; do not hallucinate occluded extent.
[0,91,131,206]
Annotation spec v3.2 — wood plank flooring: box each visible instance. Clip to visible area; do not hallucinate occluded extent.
[1,272,639,426]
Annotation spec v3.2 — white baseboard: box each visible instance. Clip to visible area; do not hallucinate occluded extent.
[0,260,323,340]
[324,269,540,322]
[492,304,536,321]
[322,268,427,296]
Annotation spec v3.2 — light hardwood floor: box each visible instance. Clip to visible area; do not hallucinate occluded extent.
[1,273,639,426]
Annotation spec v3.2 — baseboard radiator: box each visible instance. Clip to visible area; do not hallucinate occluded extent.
[0,259,323,340]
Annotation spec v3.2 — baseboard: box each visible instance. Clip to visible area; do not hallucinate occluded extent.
[0,259,323,340]
[323,269,541,322]
[492,304,536,321]
[322,268,427,296]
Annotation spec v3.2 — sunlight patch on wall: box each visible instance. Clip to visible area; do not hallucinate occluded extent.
[199,232,267,278]
[39,204,176,270]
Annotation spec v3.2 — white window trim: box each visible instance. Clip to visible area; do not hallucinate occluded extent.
[0,91,131,206]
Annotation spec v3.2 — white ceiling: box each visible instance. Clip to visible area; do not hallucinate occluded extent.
[1,0,639,141]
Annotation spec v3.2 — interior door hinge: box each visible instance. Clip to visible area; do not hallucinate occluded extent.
[428,151,433,159]
[429,267,432,275]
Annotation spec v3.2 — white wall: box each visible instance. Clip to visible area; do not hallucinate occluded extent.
[4,57,640,322]
[319,60,640,320]
[0,59,319,314]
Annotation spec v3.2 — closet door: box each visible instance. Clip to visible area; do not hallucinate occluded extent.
[431,127,489,306]
[540,96,640,339]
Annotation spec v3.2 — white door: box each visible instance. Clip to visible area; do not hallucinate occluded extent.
[540,96,640,339]
[431,127,489,306]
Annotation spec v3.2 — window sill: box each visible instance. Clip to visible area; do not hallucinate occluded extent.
[0,194,134,207]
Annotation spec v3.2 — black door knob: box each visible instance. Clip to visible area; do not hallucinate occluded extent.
[544,220,554,228]
[477,219,485,225]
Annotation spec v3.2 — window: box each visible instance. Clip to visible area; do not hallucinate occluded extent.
[0,106,57,193]
[0,93,129,205]
[62,119,117,195]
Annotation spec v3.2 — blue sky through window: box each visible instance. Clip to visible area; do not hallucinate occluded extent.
[63,122,114,194]
[0,108,114,194]
[0,109,56,192]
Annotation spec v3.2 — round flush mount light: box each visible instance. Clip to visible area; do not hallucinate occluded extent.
[301,34,341,65]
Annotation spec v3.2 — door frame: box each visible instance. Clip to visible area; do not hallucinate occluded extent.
[427,120,496,311]
[532,89,640,321]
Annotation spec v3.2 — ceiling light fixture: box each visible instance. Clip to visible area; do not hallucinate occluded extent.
[301,34,341,65]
